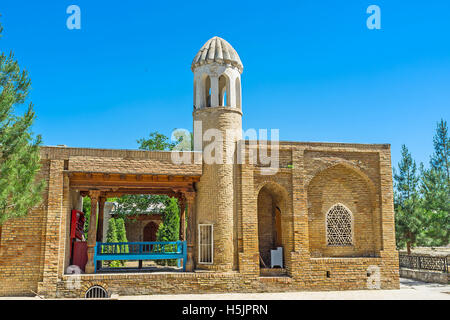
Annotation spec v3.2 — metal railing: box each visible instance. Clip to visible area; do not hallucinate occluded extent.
[94,241,187,272]
[399,254,448,273]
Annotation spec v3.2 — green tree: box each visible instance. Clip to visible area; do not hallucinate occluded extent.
[156,197,180,242]
[137,131,177,151]
[105,218,121,267]
[115,217,129,257]
[113,194,167,218]
[0,21,45,225]
[106,218,118,244]
[156,197,180,266]
[82,196,91,239]
[394,145,424,254]
[420,119,449,246]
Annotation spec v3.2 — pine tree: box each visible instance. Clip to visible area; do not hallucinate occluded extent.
[430,119,450,184]
[115,217,129,257]
[156,197,180,266]
[105,218,120,267]
[0,21,45,225]
[420,119,449,246]
[394,145,424,254]
[156,197,180,242]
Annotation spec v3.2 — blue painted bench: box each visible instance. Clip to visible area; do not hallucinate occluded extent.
[93,241,187,273]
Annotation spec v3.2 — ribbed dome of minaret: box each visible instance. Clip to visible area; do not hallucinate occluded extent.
[191,36,243,72]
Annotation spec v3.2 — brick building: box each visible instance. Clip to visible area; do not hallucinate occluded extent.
[0,37,399,298]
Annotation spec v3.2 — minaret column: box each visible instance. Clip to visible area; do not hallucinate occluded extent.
[191,36,244,272]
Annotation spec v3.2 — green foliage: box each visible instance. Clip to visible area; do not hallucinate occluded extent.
[430,119,450,182]
[113,194,167,218]
[82,196,91,239]
[137,131,177,151]
[105,218,121,267]
[106,218,118,243]
[394,119,450,252]
[419,119,449,246]
[105,217,129,267]
[394,145,424,253]
[156,197,180,242]
[0,21,45,225]
[115,217,129,255]
[156,197,180,266]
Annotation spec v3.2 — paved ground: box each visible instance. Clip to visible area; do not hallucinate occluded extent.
[0,278,448,300]
[119,278,450,300]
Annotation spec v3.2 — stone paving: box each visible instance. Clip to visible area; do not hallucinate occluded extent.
[119,278,449,300]
[0,278,448,300]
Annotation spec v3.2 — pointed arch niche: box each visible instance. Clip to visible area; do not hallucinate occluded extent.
[256,182,289,271]
[307,164,381,258]
[203,75,211,108]
[218,74,230,107]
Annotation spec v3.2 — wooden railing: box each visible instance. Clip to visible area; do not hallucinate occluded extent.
[399,253,448,273]
[94,241,187,273]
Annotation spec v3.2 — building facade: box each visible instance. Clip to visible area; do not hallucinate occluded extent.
[0,37,399,297]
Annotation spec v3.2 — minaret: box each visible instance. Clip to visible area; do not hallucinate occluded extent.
[192,36,243,271]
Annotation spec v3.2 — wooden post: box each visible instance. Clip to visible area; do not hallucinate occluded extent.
[97,196,106,242]
[185,191,196,272]
[85,190,100,274]
[179,195,186,241]
[96,196,106,271]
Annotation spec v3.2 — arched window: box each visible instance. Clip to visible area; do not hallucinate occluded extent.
[204,75,211,108]
[326,204,353,246]
[219,74,229,107]
[235,77,241,109]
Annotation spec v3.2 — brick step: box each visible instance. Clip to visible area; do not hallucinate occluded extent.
[260,268,288,277]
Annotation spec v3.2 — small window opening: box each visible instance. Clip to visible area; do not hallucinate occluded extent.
[198,224,213,264]
[85,285,109,299]
[326,204,353,246]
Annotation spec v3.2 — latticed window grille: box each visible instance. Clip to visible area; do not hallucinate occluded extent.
[326,204,353,246]
[198,224,213,264]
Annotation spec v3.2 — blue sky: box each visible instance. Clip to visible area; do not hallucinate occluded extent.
[0,0,449,168]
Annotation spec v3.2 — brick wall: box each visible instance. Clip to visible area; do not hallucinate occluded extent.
[193,107,242,271]
[0,160,50,296]
[307,164,379,257]
[0,142,399,297]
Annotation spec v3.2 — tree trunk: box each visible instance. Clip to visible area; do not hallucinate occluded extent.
[406,241,411,255]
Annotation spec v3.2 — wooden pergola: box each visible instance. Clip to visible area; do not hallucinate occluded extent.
[68,171,200,273]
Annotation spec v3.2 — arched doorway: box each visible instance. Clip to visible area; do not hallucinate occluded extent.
[257,183,286,269]
[143,222,158,242]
